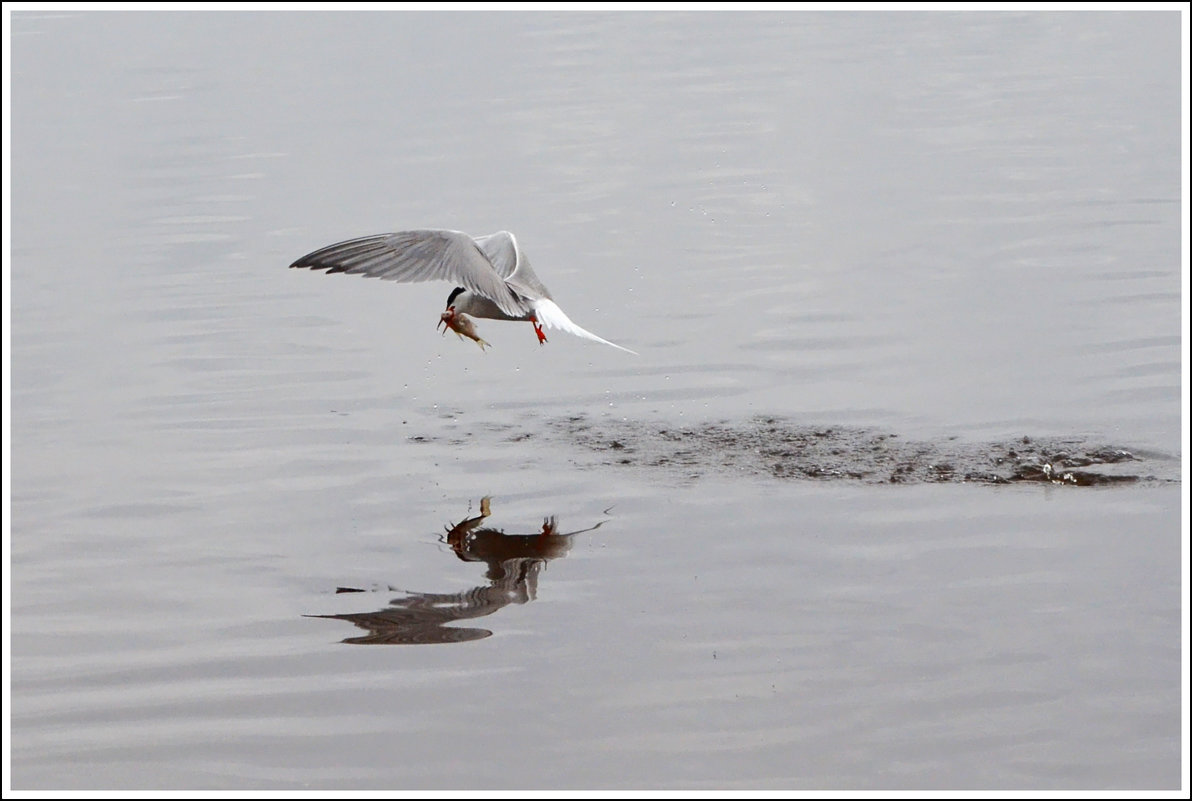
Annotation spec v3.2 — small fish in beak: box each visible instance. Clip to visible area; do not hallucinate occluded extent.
[438,306,490,351]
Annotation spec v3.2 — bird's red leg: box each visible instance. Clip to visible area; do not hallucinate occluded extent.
[530,314,547,345]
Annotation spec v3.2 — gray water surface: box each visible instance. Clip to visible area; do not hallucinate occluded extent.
[8,10,1185,790]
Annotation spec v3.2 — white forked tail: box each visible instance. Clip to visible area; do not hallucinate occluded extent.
[532,299,638,355]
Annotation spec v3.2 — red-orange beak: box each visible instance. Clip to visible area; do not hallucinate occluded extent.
[438,307,455,335]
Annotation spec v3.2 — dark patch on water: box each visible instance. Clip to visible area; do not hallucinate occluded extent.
[545,416,1178,487]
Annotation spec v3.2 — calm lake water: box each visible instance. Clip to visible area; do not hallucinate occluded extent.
[8,10,1185,791]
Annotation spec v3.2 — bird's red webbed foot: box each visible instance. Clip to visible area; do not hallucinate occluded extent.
[531,315,548,345]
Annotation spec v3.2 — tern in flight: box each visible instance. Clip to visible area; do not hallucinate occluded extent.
[290,229,637,354]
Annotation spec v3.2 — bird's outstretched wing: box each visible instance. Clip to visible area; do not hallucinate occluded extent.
[290,229,526,317]
[472,231,552,301]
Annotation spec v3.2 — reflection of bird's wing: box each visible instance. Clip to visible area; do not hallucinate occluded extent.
[290,229,526,317]
[472,231,552,301]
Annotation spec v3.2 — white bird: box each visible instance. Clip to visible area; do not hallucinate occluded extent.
[289,229,637,355]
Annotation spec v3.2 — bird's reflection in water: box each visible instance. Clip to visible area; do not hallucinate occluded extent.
[308,497,607,645]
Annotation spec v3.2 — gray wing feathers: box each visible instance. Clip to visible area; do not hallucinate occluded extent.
[290,229,526,316]
[474,231,552,300]
[472,232,519,278]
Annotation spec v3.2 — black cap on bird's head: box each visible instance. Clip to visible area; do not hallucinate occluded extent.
[439,286,466,334]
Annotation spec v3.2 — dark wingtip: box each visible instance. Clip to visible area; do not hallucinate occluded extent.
[290,258,348,274]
